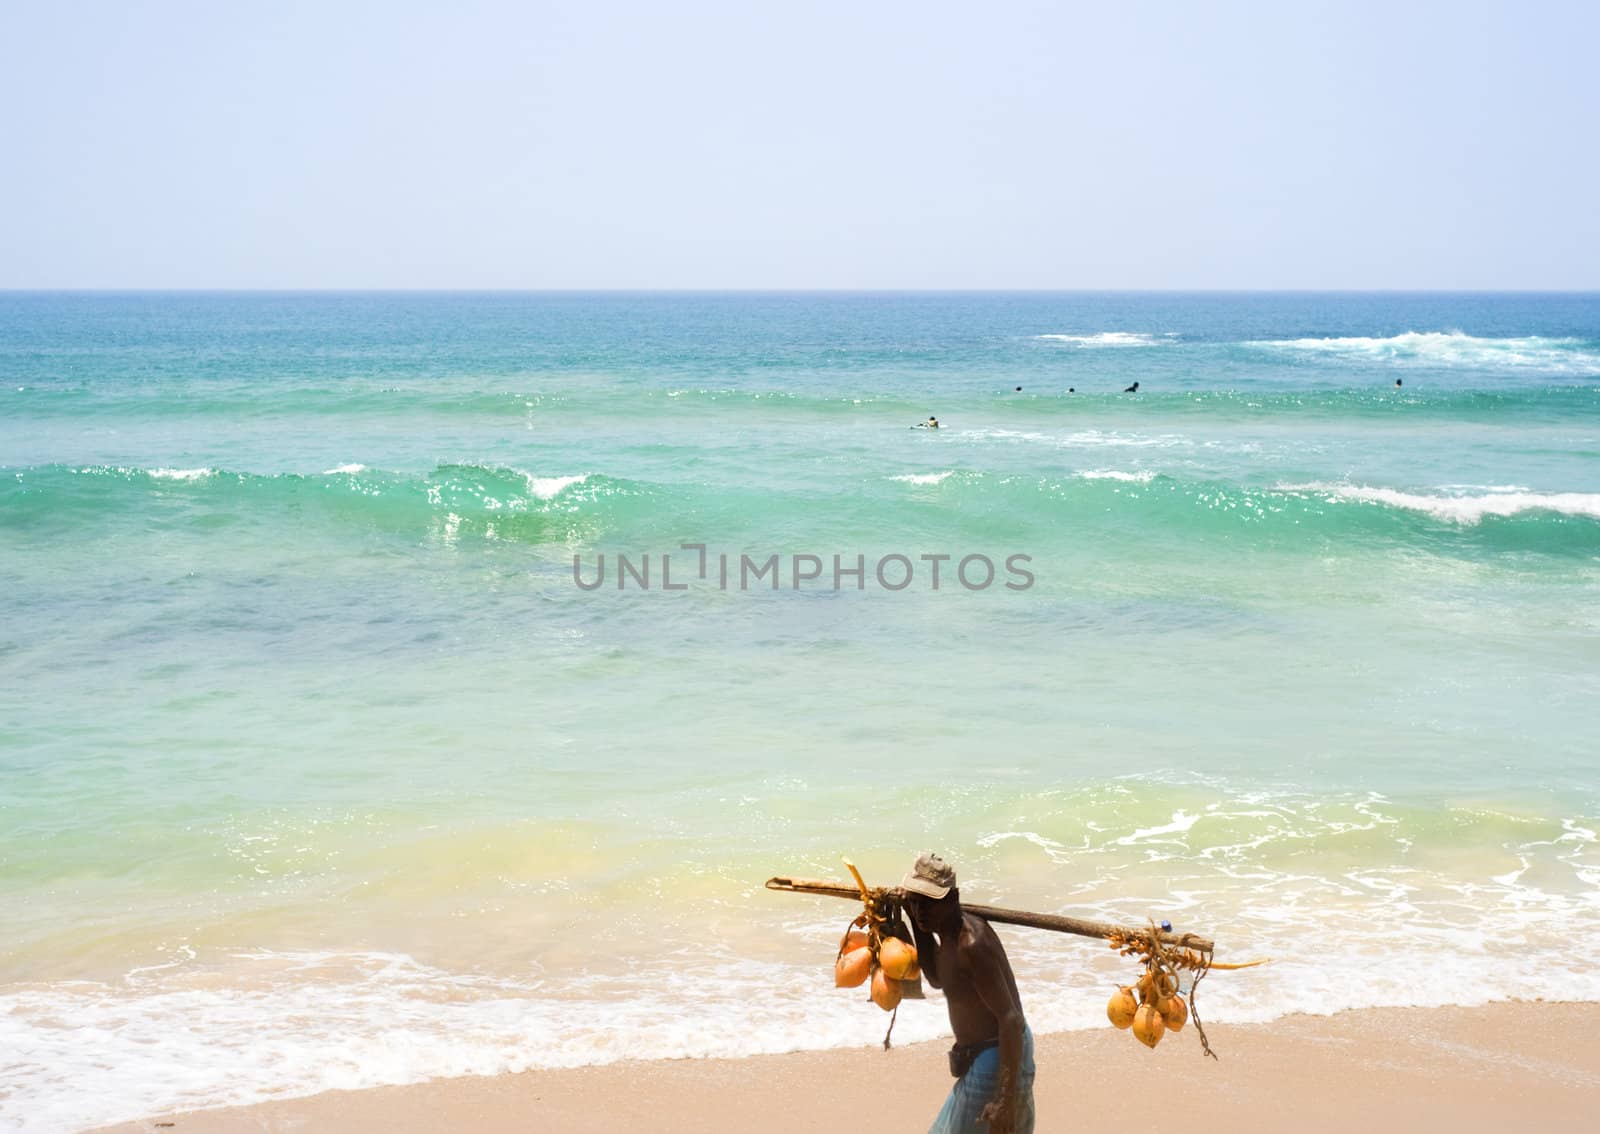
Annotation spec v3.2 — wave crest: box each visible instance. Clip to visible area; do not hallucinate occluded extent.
[1275,482,1600,524]
[1075,469,1157,483]
[1035,332,1167,346]
[524,473,590,500]
[1247,331,1600,372]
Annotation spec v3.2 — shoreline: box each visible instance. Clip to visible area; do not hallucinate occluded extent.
[97,1000,1597,1133]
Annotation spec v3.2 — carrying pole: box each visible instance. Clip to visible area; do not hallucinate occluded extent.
[765,874,1217,954]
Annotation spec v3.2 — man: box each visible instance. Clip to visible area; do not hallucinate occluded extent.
[902,852,1035,1134]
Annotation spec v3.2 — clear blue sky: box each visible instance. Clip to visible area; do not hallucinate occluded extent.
[2,1,1595,289]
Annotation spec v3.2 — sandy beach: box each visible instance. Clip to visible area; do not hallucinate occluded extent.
[96,1001,1595,1133]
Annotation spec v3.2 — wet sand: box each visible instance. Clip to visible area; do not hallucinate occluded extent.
[97,1001,1595,1133]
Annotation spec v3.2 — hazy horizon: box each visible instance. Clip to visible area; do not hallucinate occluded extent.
[3,1,1596,290]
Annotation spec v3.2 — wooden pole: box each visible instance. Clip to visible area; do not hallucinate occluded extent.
[765,875,1216,954]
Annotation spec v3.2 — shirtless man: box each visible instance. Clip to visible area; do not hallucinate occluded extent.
[902,852,1035,1134]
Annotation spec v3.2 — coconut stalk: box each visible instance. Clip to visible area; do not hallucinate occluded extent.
[766,874,1218,954]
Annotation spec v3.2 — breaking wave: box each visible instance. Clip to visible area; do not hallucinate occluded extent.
[1246,331,1600,372]
[1035,332,1170,346]
[1273,482,1600,525]
[4,464,1597,557]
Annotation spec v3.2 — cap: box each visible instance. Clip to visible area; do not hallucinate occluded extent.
[901,851,956,899]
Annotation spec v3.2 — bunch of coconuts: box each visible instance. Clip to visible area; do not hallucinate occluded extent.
[835,927,921,1011]
[1106,964,1188,1048]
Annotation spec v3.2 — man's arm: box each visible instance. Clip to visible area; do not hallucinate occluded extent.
[961,920,1025,1134]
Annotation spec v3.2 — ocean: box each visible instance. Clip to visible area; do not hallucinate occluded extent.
[2,291,1597,1132]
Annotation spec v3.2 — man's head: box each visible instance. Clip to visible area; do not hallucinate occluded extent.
[902,851,961,931]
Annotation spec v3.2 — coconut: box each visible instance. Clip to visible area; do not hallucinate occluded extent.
[835,945,872,988]
[1158,995,1188,1032]
[870,964,903,1012]
[839,929,868,955]
[878,937,920,981]
[1106,986,1138,1029]
[1135,969,1156,1003]
[1132,1002,1166,1049]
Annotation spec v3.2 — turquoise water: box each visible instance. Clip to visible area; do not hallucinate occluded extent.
[2,292,1598,1131]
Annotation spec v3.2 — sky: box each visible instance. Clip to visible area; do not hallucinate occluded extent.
[1,1,1596,289]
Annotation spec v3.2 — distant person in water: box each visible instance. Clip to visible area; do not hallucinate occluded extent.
[1068,387,1075,393]
[1395,378,1403,387]
[1124,381,1140,393]
[1015,386,1022,392]
[904,852,1035,1134]
[914,416,940,429]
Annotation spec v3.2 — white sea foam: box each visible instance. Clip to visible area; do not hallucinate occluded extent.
[323,463,368,475]
[1275,482,1600,524]
[0,952,954,1134]
[522,473,590,500]
[969,428,1190,450]
[888,471,955,486]
[1035,332,1165,346]
[147,467,214,481]
[1111,810,1204,852]
[5,926,1597,1134]
[1246,331,1600,371]
[976,830,1077,859]
[1075,469,1156,483]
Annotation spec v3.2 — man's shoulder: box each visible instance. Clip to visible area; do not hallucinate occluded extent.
[955,911,995,955]
[960,910,993,932]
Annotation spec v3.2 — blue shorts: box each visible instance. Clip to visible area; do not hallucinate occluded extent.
[928,1026,1035,1134]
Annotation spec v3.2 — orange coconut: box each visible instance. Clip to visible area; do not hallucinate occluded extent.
[878,937,920,981]
[870,965,903,1012]
[1132,1002,1166,1049]
[1106,986,1138,1029]
[835,946,872,988]
[1158,995,1188,1032]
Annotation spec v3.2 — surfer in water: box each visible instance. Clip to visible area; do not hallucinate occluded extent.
[1124,381,1140,393]
[914,416,941,429]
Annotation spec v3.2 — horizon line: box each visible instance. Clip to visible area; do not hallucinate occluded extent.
[4,287,1600,296]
